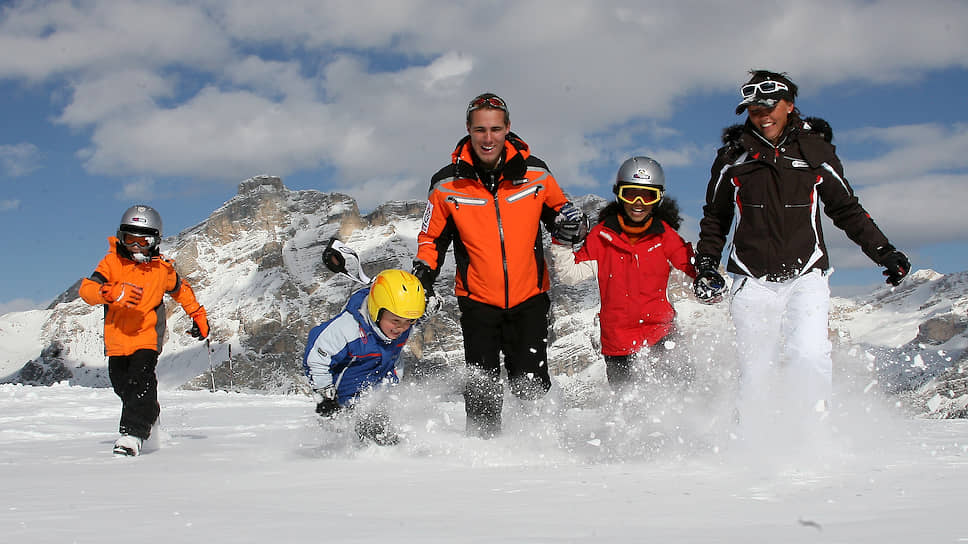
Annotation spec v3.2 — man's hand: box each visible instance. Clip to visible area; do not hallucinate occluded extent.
[411,261,440,316]
[553,202,589,246]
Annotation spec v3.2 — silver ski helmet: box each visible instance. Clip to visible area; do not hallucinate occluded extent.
[612,156,665,206]
[117,204,162,261]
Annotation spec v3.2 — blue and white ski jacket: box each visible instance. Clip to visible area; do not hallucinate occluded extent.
[302,287,410,406]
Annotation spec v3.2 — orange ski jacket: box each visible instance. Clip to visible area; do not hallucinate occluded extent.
[416,133,570,309]
[79,237,204,356]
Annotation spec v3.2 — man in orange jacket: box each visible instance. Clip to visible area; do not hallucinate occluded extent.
[413,93,587,438]
[79,204,209,456]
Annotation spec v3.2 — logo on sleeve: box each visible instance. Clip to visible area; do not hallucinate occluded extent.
[420,201,433,233]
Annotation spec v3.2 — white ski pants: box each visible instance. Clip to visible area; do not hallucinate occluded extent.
[729,269,832,424]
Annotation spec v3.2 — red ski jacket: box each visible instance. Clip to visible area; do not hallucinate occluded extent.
[572,217,696,356]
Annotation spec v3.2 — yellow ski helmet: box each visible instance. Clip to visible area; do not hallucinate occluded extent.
[367,269,426,323]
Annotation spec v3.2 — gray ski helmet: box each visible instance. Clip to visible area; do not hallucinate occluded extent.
[612,156,665,195]
[117,204,162,254]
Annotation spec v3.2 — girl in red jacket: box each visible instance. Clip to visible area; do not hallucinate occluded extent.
[552,157,696,389]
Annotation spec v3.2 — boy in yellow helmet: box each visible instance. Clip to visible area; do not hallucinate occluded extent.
[302,269,425,445]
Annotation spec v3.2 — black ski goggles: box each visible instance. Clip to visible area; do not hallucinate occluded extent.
[122,232,155,248]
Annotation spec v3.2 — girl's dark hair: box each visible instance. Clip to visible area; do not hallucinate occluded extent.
[598,195,684,231]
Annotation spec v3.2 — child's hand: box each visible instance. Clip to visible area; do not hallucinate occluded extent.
[186,306,209,340]
[314,385,340,418]
[100,282,143,308]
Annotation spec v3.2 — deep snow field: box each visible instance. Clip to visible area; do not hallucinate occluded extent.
[1,376,967,544]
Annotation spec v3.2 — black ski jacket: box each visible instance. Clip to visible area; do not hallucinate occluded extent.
[696,117,892,281]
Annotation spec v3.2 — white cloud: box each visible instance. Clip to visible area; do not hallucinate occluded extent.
[842,123,968,181]
[6,0,964,197]
[58,68,174,126]
[3,0,968,231]
[0,143,41,177]
[856,173,968,246]
[0,199,22,211]
[116,177,157,202]
[337,176,424,211]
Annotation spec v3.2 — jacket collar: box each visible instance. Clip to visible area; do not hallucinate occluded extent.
[601,210,665,243]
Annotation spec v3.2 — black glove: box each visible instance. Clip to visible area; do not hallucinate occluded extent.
[877,245,910,286]
[552,202,589,245]
[314,385,341,418]
[693,254,726,303]
[187,318,210,340]
[322,237,347,275]
[411,261,441,316]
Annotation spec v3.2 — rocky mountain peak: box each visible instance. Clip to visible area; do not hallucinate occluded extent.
[238,175,284,195]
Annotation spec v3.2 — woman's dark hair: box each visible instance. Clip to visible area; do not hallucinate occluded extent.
[598,196,684,231]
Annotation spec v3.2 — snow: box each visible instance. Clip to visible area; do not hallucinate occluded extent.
[2,380,967,543]
[0,309,49,372]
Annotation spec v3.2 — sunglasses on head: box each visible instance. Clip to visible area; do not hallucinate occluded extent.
[617,185,662,206]
[741,80,789,98]
[467,95,508,115]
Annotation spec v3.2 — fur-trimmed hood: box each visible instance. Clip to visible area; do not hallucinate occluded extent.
[721,116,833,146]
[720,116,835,167]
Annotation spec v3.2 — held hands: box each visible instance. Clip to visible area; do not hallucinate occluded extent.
[314,385,340,418]
[424,292,442,316]
[99,282,143,308]
[552,202,589,246]
[411,261,440,317]
[877,245,911,286]
[186,306,210,340]
[692,254,726,304]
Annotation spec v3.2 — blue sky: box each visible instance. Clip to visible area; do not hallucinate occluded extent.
[1,0,967,314]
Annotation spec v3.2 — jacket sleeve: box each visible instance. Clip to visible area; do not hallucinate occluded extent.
[303,313,356,391]
[78,256,115,306]
[167,271,203,316]
[550,242,597,285]
[415,189,454,275]
[539,174,571,233]
[696,151,737,259]
[664,227,698,279]
[815,151,892,262]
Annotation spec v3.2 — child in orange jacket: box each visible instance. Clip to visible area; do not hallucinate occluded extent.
[79,205,209,456]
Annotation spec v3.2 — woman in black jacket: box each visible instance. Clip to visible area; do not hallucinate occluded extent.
[693,70,910,439]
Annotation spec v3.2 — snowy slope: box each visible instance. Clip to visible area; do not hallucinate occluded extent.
[1,382,967,543]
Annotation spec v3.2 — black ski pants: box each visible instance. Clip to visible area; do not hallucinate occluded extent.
[603,331,691,390]
[108,349,160,440]
[458,293,552,436]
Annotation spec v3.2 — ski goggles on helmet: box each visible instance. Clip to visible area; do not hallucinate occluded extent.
[466,94,508,117]
[617,185,662,206]
[741,80,789,98]
[122,232,155,248]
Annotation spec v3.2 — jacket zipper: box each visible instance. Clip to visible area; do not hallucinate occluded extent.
[493,193,510,309]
